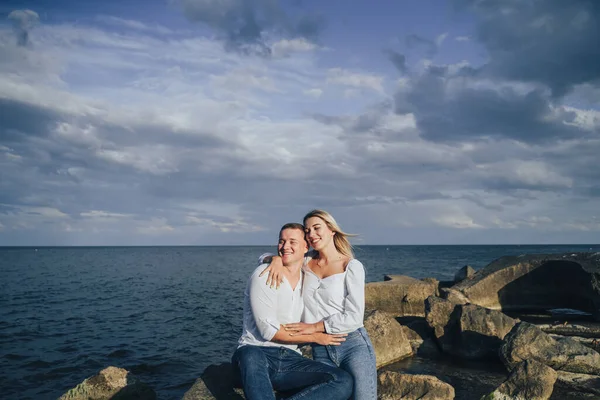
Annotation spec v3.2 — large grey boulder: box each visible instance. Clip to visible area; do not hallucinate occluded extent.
[364,310,413,367]
[58,366,156,400]
[400,318,440,357]
[500,322,600,375]
[454,265,475,283]
[449,253,600,319]
[378,371,455,400]
[482,360,557,400]
[366,275,438,317]
[425,296,517,360]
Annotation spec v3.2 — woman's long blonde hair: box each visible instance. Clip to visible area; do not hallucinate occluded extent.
[303,209,356,258]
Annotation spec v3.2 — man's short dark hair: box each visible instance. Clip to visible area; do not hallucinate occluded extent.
[279,223,307,245]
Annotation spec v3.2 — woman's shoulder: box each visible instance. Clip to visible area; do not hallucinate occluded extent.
[345,258,364,272]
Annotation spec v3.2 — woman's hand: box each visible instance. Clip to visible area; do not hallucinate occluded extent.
[284,322,324,336]
[313,333,347,346]
[259,256,284,289]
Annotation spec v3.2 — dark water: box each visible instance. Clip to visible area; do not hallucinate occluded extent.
[1,244,599,399]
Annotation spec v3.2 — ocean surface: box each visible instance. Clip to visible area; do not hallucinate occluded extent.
[2,244,600,399]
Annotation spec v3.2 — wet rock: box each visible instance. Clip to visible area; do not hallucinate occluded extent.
[449,253,600,319]
[555,370,600,397]
[400,317,440,357]
[500,322,600,375]
[364,310,413,367]
[454,265,475,283]
[547,334,600,353]
[58,366,156,400]
[425,296,517,360]
[440,288,470,305]
[482,359,557,400]
[378,371,455,400]
[366,275,438,317]
[538,323,600,339]
[182,363,244,399]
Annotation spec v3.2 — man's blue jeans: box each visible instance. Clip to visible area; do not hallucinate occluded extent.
[312,327,377,400]
[232,345,353,400]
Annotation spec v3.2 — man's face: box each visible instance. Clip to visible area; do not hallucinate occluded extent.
[278,228,309,266]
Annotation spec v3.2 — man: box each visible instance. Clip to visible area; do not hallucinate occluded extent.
[232,223,353,400]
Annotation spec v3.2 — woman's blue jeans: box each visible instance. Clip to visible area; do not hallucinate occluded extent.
[232,345,353,400]
[311,327,377,400]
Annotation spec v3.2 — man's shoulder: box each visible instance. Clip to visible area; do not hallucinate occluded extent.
[248,264,270,284]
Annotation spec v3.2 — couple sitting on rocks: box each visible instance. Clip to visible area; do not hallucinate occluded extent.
[231,210,377,400]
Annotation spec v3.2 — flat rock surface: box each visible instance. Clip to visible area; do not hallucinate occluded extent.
[382,355,592,400]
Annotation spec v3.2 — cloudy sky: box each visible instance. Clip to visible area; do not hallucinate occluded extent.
[0,0,599,246]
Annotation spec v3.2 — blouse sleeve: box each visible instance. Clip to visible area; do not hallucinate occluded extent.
[322,260,365,334]
[257,252,275,265]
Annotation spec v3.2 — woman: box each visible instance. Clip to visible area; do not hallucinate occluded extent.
[260,210,377,400]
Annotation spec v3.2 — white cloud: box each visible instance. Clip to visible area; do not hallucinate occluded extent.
[80,210,133,220]
[327,68,384,93]
[436,33,448,47]
[433,213,483,229]
[271,38,317,58]
[96,15,174,35]
[303,88,323,98]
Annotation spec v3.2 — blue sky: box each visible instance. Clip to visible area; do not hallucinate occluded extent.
[1,0,599,245]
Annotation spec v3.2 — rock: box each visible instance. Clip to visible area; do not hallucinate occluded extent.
[182,363,244,400]
[449,253,600,319]
[400,317,440,357]
[378,371,455,400]
[548,334,600,353]
[425,296,517,360]
[364,310,413,367]
[500,322,600,375]
[58,366,156,400]
[538,323,600,339]
[366,275,438,317]
[440,288,470,305]
[454,265,475,283]
[555,370,600,397]
[482,360,557,400]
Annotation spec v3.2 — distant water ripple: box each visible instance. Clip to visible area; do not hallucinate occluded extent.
[1,244,599,399]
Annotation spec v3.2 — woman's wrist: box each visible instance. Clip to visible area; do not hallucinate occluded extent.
[316,321,325,333]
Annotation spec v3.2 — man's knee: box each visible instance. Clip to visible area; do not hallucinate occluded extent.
[233,346,266,370]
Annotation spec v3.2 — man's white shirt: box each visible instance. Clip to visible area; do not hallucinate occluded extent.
[238,264,304,352]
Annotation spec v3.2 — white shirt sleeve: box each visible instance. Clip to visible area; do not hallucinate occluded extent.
[258,251,315,266]
[248,268,281,341]
[322,260,366,334]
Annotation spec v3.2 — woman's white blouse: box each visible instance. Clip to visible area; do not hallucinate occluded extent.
[257,253,366,334]
[303,259,366,334]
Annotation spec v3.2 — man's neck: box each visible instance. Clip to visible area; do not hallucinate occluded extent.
[282,261,302,276]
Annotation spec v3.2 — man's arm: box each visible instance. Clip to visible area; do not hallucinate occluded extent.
[248,267,282,341]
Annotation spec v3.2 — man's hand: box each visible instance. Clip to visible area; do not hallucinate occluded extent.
[313,333,347,346]
[284,322,324,336]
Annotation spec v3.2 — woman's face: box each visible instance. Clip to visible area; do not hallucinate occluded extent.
[304,216,335,251]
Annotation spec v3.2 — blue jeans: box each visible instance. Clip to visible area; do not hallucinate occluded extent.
[312,327,377,400]
[232,345,353,400]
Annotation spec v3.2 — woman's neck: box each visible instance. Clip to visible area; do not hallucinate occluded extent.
[316,245,341,264]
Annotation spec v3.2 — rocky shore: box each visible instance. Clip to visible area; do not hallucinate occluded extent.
[59,252,600,400]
